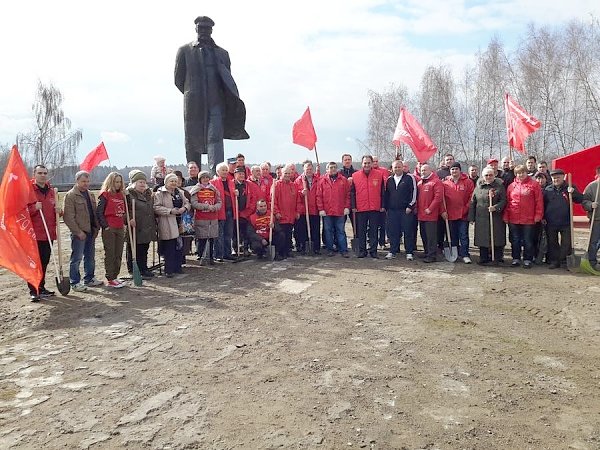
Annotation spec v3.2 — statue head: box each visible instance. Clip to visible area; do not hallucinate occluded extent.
[195,16,214,42]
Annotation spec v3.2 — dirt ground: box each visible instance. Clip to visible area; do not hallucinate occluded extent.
[1,223,600,450]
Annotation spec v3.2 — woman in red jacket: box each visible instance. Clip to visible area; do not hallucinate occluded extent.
[503,165,544,268]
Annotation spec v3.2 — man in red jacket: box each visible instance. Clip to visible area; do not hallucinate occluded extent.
[212,162,236,260]
[233,167,260,256]
[351,155,385,258]
[247,199,284,259]
[274,167,300,258]
[26,165,59,301]
[317,162,351,257]
[418,164,445,263]
[442,162,475,263]
[372,156,389,249]
[295,161,321,255]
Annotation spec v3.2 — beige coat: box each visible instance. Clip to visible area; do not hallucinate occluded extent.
[63,186,98,234]
[153,187,190,241]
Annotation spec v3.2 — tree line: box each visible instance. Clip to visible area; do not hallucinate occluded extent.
[365,18,600,167]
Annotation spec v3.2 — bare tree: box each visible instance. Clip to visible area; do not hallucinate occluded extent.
[0,143,10,176]
[365,19,600,167]
[366,83,412,160]
[17,81,82,181]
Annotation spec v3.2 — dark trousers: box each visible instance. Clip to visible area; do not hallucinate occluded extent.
[197,238,214,262]
[588,221,600,264]
[249,227,285,256]
[234,218,249,253]
[437,218,445,249]
[294,214,321,252]
[279,223,294,257]
[419,221,438,258]
[387,209,416,254]
[546,226,571,265]
[215,208,234,259]
[356,210,380,255]
[377,211,387,247]
[479,246,505,263]
[126,241,150,273]
[161,238,183,275]
[509,223,536,261]
[28,240,51,295]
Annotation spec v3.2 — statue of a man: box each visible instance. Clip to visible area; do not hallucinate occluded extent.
[175,16,249,174]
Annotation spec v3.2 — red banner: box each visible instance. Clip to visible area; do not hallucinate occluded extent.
[504,93,541,153]
[80,141,109,172]
[392,107,437,163]
[0,146,43,288]
[292,107,317,150]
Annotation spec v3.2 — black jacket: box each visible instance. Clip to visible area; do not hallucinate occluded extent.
[339,166,356,179]
[384,173,417,210]
[543,183,583,228]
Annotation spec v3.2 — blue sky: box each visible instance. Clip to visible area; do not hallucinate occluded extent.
[0,0,598,169]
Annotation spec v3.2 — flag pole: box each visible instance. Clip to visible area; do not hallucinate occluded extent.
[313,143,320,167]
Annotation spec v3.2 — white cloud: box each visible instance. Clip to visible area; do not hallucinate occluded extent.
[101,131,131,143]
[0,0,598,166]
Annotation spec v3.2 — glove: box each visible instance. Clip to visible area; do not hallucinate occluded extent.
[343,208,350,216]
[319,210,326,217]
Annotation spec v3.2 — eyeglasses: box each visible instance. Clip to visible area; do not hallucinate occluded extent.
[36,172,48,175]
[484,174,494,177]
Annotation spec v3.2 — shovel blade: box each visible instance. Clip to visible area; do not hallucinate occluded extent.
[306,240,314,255]
[56,276,71,296]
[566,254,581,272]
[443,246,458,262]
[351,238,359,256]
[268,245,276,260]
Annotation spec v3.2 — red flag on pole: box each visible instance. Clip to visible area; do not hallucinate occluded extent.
[392,107,437,163]
[80,141,109,172]
[292,107,317,150]
[504,93,541,153]
[0,146,43,287]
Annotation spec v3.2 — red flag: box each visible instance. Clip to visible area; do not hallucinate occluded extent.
[504,93,541,153]
[292,107,317,150]
[80,141,109,172]
[392,107,437,163]
[0,146,43,287]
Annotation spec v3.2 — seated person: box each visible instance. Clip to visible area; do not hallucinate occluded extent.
[247,199,284,259]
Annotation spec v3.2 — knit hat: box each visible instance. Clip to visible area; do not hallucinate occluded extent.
[198,170,211,181]
[164,173,178,185]
[450,162,462,170]
[153,155,166,162]
[129,170,147,184]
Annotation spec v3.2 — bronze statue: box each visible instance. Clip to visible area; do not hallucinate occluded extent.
[175,16,249,174]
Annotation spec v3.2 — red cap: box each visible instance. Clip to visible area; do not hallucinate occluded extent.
[487,158,498,164]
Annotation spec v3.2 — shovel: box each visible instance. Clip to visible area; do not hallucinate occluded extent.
[441,197,458,262]
[351,210,359,256]
[489,190,495,263]
[303,178,314,255]
[40,207,70,296]
[267,183,276,260]
[580,179,600,275]
[566,173,581,271]
[130,197,142,286]
[53,189,70,295]
[233,193,244,263]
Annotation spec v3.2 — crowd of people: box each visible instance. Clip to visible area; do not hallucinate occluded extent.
[24,152,600,302]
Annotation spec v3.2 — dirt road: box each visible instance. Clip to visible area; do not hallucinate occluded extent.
[1,232,599,449]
